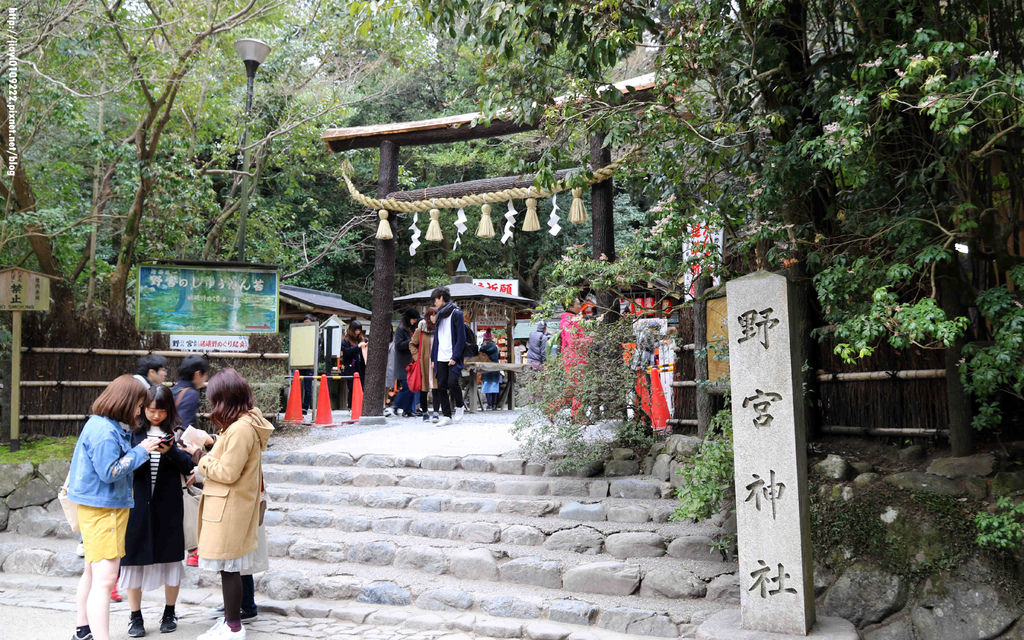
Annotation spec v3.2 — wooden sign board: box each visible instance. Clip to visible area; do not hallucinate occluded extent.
[0,267,51,311]
[289,322,318,369]
[707,295,730,383]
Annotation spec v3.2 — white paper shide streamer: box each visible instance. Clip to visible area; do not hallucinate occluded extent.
[453,207,468,250]
[501,200,518,244]
[408,211,421,256]
[548,194,562,236]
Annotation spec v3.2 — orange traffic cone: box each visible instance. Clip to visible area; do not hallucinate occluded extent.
[649,366,671,432]
[283,370,303,423]
[314,375,334,426]
[350,373,363,422]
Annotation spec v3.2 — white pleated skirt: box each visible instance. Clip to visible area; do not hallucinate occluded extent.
[198,525,268,575]
[118,561,184,591]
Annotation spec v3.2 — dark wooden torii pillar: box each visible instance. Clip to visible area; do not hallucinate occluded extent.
[321,75,655,419]
[362,140,399,418]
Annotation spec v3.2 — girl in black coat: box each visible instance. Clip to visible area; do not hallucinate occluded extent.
[119,384,199,636]
[340,320,368,405]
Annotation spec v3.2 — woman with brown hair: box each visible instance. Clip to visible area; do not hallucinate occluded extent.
[410,307,440,423]
[194,368,273,640]
[67,375,165,640]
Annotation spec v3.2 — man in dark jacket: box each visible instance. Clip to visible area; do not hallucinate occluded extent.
[169,354,210,430]
[526,321,548,369]
[429,286,466,426]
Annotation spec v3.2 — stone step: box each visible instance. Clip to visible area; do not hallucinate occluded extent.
[263,465,672,520]
[262,463,668,500]
[264,501,726,563]
[258,525,735,598]
[0,537,740,637]
[263,450,665,484]
[0,571,716,640]
[265,482,679,527]
[264,451,541,475]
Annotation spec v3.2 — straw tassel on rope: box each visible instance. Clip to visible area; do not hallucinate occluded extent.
[477,204,495,238]
[376,209,393,240]
[425,208,444,241]
[569,187,587,224]
[523,197,540,231]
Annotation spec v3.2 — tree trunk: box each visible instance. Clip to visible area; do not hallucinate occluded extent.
[940,263,974,456]
[590,133,617,321]
[109,170,152,316]
[362,140,400,418]
[693,275,713,438]
[0,93,60,277]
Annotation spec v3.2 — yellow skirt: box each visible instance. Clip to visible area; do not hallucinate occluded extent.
[78,505,129,563]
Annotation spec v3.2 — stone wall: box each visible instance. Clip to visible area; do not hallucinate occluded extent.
[0,460,75,538]
[811,451,1024,640]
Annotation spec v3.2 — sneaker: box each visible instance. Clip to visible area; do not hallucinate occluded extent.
[71,631,94,640]
[159,614,177,633]
[431,412,439,423]
[128,615,145,637]
[186,550,199,567]
[436,416,452,427]
[453,407,465,422]
[383,407,394,417]
[197,620,245,640]
[422,412,431,422]
[75,543,85,557]
[110,586,123,602]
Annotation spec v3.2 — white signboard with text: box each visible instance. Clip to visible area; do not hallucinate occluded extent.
[170,334,250,352]
[472,279,519,296]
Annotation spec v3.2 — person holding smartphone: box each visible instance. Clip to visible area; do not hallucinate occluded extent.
[68,376,165,640]
[119,385,201,637]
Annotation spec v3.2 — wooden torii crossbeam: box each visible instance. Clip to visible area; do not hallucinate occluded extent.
[322,74,657,421]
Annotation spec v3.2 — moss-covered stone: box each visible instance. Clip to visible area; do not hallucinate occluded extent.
[992,471,1024,498]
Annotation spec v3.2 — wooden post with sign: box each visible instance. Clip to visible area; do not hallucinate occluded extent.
[0,268,55,452]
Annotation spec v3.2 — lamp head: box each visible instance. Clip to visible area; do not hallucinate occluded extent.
[234,38,270,75]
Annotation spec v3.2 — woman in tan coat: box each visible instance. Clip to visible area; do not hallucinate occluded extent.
[410,308,440,423]
[194,368,273,640]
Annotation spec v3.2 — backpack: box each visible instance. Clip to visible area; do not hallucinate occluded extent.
[462,324,479,358]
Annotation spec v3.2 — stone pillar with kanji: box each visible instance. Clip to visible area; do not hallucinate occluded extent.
[698,271,857,640]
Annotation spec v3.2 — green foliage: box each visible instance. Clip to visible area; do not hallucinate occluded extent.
[511,318,651,472]
[422,0,1024,436]
[976,497,1024,551]
[671,406,734,522]
[962,265,1024,431]
[613,418,655,455]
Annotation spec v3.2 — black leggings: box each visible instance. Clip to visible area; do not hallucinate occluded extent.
[221,571,242,623]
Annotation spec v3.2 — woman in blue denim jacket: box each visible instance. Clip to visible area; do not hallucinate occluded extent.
[68,375,164,640]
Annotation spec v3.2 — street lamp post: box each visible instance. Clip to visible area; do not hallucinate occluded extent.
[233,38,271,262]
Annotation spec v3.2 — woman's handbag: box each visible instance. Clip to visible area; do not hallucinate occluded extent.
[182,478,201,551]
[406,360,422,393]
[57,473,79,532]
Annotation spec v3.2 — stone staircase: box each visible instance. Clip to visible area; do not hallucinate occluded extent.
[0,448,741,639]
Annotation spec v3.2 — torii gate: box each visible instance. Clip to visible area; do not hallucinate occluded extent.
[321,74,655,421]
